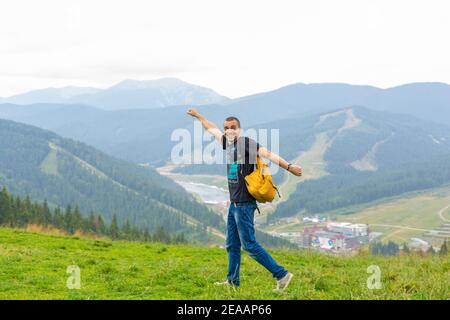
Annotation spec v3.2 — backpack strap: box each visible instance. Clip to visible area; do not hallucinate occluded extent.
[256,155,265,179]
[273,185,281,198]
[245,136,250,165]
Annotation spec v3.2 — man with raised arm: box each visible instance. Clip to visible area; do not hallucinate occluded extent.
[187,108,302,291]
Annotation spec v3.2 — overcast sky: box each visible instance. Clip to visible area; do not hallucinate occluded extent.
[1,0,449,98]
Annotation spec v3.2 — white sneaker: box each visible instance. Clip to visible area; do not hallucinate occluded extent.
[214,280,238,288]
[275,272,293,292]
[214,280,231,286]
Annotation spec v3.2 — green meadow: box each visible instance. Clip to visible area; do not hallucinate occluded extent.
[0,228,448,300]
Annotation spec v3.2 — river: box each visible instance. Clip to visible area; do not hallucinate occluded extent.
[175,180,229,205]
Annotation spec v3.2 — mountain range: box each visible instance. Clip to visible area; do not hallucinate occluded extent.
[1,81,450,166]
[1,78,450,231]
[0,78,229,110]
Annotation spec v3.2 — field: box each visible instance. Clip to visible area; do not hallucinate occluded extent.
[261,186,450,243]
[0,228,448,300]
[334,186,450,243]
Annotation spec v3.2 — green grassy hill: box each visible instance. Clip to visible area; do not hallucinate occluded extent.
[0,228,448,300]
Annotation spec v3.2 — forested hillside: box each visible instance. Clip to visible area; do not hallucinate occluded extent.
[0,118,224,242]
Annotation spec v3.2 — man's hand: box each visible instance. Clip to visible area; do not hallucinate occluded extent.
[187,108,201,118]
[186,107,222,142]
[288,164,302,177]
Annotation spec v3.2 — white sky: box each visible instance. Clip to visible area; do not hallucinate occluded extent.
[1,0,449,98]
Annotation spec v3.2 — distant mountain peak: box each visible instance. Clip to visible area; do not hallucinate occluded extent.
[387,81,450,89]
[111,78,187,90]
[111,77,218,92]
[99,77,230,109]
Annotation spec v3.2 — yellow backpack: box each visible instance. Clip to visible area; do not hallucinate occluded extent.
[245,155,280,203]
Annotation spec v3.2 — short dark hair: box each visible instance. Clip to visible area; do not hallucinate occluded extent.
[224,116,241,128]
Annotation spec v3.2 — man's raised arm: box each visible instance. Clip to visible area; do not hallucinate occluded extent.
[187,108,223,143]
[258,146,303,177]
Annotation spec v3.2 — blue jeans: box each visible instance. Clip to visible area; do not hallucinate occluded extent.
[226,200,288,286]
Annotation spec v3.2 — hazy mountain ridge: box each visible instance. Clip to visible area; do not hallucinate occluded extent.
[1,78,229,110]
[2,81,450,165]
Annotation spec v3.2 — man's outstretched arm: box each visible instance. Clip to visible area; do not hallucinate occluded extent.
[258,146,302,177]
[187,108,223,143]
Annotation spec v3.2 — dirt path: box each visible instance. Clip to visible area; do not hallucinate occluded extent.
[437,204,450,222]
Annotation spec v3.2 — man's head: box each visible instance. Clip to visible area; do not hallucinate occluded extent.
[223,116,241,142]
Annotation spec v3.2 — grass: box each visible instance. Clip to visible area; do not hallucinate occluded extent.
[0,228,448,300]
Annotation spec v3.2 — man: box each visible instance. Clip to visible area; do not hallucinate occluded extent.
[187,108,302,291]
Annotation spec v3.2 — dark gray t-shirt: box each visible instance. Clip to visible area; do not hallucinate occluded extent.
[222,135,260,203]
